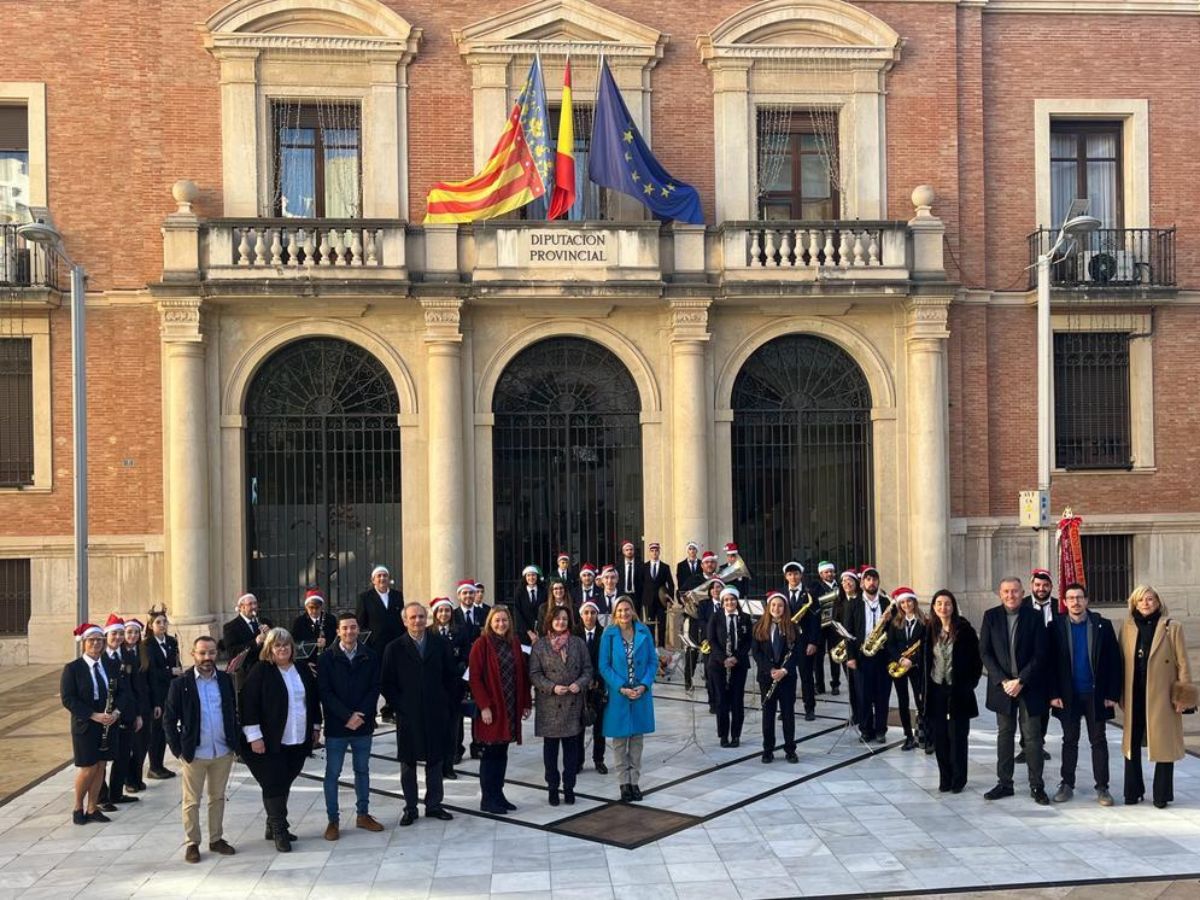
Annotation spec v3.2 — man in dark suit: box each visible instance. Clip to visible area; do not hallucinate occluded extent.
[1020,567,1058,764]
[512,565,545,644]
[570,563,600,609]
[163,635,239,862]
[381,602,458,825]
[101,616,142,806]
[640,541,675,646]
[356,566,405,720]
[222,593,272,693]
[61,623,124,825]
[812,561,841,695]
[782,563,822,721]
[676,541,704,593]
[452,580,488,639]
[551,552,577,590]
[579,601,607,773]
[980,576,1051,805]
[1048,583,1121,806]
[618,540,642,599]
[291,589,337,657]
[843,570,892,743]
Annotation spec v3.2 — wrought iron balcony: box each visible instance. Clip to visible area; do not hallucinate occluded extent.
[0,222,62,292]
[1028,226,1176,291]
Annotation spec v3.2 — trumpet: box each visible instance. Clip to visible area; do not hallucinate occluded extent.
[829,621,856,665]
[888,639,921,679]
[861,604,896,658]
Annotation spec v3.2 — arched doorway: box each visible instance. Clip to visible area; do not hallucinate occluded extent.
[245,337,402,621]
[492,337,643,601]
[731,334,873,578]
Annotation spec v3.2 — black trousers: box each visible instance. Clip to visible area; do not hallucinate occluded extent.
[1125,687,1173,804]
[446,688,465,774]
[543,734,583,791]
[854,656,889,738]
[846,667,860,724]
[711,665,747,740]
[894,670,924,738]
[796,649,817,713]
[815,630,841,691]
[589,690,607,763]
[996,699,1045,791]
[146,713,168,772]
[401,758,445,813]
[761,675,796,754]
[1059,696,1109,790]
[104,726,132,800]
[927,683,970,790]
[129,721,149,786]
[245,744,308,829]
[479,742,511,806]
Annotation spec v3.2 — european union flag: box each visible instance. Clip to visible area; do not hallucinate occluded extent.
[588,59,704,224]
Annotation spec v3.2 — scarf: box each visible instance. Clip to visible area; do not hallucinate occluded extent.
[549,630,570,657]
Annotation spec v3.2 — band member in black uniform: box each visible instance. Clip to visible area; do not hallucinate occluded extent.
[536,579,577,635]
[1019,567,1057,765]
[721,542,750,598]
[121,619,151,793]
[141,606,181,780]
[291,589,337,659]
[813,561,841,695]
[682,551,719,693]
[696,577,721,711]
[431,598,472,774]
[453,580,488,639]
[223,593,273,694]
[552,552,577,590]
[707,586,752,747]
[356,566,405,721]
[753,594,800,763]
[844,566,893,744]
[579,601,608,773]
[641,541,675,647]
[597,565,620,622]
[783,568,822,722]
[676,540,703,593]
[571,563,600,609]
[100,615,143,806]
[512,565,545,645]
[618,540,642,600]
[839,570,861,720]
[887,588,927,751]
[62,623,124,824]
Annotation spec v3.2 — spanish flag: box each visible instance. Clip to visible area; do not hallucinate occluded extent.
[425,58,552,224]
[546,60,576,221]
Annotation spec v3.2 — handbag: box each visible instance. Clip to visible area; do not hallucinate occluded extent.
[1171,681,1199,714]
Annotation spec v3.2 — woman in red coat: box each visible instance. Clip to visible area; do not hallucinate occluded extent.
[468,605,531,814]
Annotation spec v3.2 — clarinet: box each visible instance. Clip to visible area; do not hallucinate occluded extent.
[763,637,801,704]
[725,624,734,689]
[98,667,118,752]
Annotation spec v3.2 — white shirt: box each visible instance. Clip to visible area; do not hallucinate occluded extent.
[1032,598,1053,626]
[864,596,881,632]
[377,590,390,610]
[242,664,307,746]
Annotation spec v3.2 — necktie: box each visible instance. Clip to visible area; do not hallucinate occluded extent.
[441,626,448,638]
[92,661,105,700]
[691,562,697,575]
[530,588,536,605]
[772,627,782,658]
[249,618,258,634]
[626,563,633,588]
[790,590,798,607]
[652,562,657,579]
[728,616,736,651]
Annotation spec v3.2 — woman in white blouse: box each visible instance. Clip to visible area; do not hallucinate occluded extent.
[240,627,322,852]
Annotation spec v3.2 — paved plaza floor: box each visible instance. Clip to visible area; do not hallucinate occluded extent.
[3,679,1200,899]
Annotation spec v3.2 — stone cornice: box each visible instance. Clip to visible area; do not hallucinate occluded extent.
[421,298,464,344]
[158,298,206,344]
[977,0,1200,14]
[905,295,951,341]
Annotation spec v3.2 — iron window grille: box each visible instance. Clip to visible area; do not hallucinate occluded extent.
[1080,534,1132,606]
[0,558,31,637]
[1054,332,1132,470]
[0,338,34,487]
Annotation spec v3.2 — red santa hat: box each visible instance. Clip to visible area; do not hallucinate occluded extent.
[859,565,880,578]
[620,539,635,551]
[599,564,618,578]
[724,542,739,555]
[431,598,454,613]
[890,587,917,604]
[765,591,787,604]
[103,614,126,635]
[124,618,145,632]
[556,552,570,563]
[456,579,477,595]
[1031,568,1053,582]
[701,550,718,562]
[74,622,103,641]
[579,563,597,576]
[840,569,861,582]
[303,589,325,606]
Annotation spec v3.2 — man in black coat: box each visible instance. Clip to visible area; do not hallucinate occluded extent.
[551,552,577,590]
[781,564,823,721]
[163,635,239,862]
[61,623,125,825]
[843,570,892,743]
[640,541,675,646]
[222,593,272,692]
[512,565,545,644]
[317,611,384,839]
[721,542,751,598]
[675,541,704,593]
[812,561,842,695]
[1047,583,1122,806]
[291,589,338,656]
[618,539,643,599]
[980,576,1051,805]
[579,601,608,773]
[1021,567,1058,764]
[381,602,458,825]
[357,566,405,721]
[452,580,489,639]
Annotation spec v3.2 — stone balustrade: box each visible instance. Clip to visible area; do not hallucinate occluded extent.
[716,220,911,281]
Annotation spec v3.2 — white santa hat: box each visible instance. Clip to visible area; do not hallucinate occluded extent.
[371,565,390,579]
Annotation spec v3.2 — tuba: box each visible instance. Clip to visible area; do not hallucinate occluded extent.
[816,588,839,628]
[716,557,751,587]
[888,639,921,679]
[681,578,719,619]
[861,604,896,658]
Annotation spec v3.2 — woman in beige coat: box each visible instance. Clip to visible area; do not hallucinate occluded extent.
[1119,585,1196,807]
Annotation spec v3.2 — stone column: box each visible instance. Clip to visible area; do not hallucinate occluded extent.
[160,298,214,645]
[905,296,952,598]
[423,299,465,598]
[670,300,711,555]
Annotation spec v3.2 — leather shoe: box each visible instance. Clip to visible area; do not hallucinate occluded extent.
[1032,788,1050,806]
[874,734,887,745]
[630,785,643,801]
[500,798,517,811]
[1154,799,1169,809]
[209,839,236,856]
[274,833,292,853]
[443,769,458,780]
[805,711,816,722]
[938,783,951,793]
[265,824,298,841]
[719,737,730,748]
[1125,794,1143,805]
[480,802,508,815]
[1097,790,1114,807]
[563,790,575,805]
[984,784,1014,801]
[426,808,453,821]
[185,844,200,864]
[399,810,418,826]
[902,737,916,751]
[595,761,608,774]
[1014,750,1027,764]
[951,785,965,794]
[147,768,174,779]
[87,810,112,823]
[1053,783,1073,803]
[548,789,560,807]
[730,738,740,748]
[324,822,340,841]
[786,752,799,763]
[356,814,385,832]
[72,809,88,825]
[111,795,139,804]
[761,752,774,763]
[620,784,633,801]
[831,686,840,695]
[99,803,117,813]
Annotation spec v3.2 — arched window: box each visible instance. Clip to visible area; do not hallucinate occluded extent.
[731,334,872,578]
[245,338,401,620]
[492,337,642,600]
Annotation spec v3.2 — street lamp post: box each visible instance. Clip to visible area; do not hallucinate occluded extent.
[16,221,88,633]
[1035,211,1101,571]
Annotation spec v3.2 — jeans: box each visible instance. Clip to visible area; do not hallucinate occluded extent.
[324,734,373,822]
[1059,696,1109,790]
[996,699,1045,791]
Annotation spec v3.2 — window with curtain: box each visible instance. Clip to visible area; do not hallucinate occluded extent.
[1050,122,1122,229]
[0,338,33,487]
[756,113,838,221]
[0,105,30,222]
[272,102,362,218]
[1054,331,1131,470]
[521,104,605,221]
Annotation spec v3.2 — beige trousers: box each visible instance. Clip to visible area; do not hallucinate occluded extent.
[180,752,235,846]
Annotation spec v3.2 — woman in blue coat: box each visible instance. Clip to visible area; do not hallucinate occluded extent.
[599,595,657,801]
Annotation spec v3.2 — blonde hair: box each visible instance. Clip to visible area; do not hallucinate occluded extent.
[1127,584,1167,616]
[259,626,294,662]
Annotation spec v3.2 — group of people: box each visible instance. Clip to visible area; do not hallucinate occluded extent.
[60,548,1195,866]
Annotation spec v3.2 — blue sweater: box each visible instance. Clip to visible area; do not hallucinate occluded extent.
[1070,620,1093,696]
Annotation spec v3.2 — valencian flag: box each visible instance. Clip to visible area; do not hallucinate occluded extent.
[546,60,576,220]
[425,57,553,223]
[588,58,703,224]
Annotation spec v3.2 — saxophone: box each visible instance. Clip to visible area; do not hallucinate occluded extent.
[790,593,814,625]
[98,665,118,752]
[829,621,856,665]
[888,639,922,678]
[861,603,896,658]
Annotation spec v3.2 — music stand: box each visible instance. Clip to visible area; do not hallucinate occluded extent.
[824,633,877,757]
[661,633,713,762]
[294,641,318,661]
